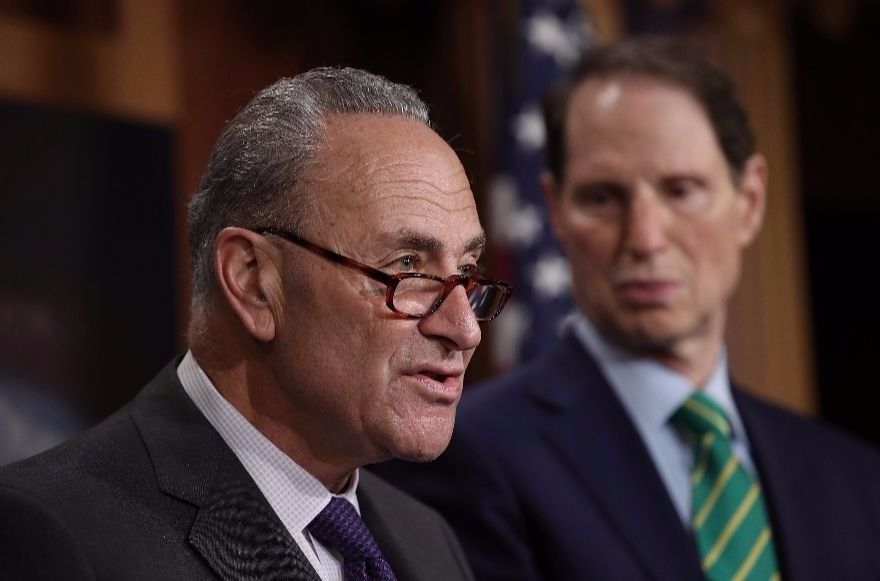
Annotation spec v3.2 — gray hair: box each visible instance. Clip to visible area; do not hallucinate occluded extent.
[187,67,431,307]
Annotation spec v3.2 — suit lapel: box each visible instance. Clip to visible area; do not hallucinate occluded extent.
[188,451,321,581]
[531,334,703,581]
[357,471,424,581]
[130,360,320,581]
[357,470,473,581]
[733,389,813,580]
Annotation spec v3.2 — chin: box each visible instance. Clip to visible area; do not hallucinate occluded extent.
[394,433,452,462]
[620,313,704,350]
[388,424,454,463]
[398,448,444,463]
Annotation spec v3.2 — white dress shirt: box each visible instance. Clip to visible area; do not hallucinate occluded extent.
[178,351,356,581]
[569,314,759,524]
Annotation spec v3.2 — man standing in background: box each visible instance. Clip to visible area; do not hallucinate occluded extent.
[0,66,511,580]
[376,36,880,580]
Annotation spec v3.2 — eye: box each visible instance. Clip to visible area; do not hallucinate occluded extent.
[576,186,615,206]
[662,177,711,214]
[459,263,480,277]
[387,254,420,273]
[665,179,696,198]
[570,182,626,218]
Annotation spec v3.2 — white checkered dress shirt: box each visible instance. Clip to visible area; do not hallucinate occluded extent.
[178,351,359,581]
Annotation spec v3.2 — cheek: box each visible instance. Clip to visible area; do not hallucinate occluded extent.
[558,207,619,262]
[563,225,619,284]
[358,323,414,394]
[687,222,742,296]
[296,305,390,405]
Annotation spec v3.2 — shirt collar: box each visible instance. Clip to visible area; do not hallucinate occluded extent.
[568,314,748,444]
[177,350,361,537]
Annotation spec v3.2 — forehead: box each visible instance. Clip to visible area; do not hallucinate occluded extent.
[563,75,725,179]
[306,114,482,252]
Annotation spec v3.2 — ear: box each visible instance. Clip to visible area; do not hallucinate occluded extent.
[541,170,566,243]
[213,227,284,342]
[736,153,768,247]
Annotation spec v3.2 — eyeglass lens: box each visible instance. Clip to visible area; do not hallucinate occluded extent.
[392,278,507,320]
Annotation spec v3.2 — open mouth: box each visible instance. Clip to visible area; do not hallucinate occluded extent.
[406,367,463,402]
[421,370,449,382]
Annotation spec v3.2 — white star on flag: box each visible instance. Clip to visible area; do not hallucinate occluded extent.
[490,300,530,369]
[531,253,572,298]
[489,175,544,247]
[524,10,588,66]
[489,175,518,235]
[512,106,546,152]
[507,204,544,247]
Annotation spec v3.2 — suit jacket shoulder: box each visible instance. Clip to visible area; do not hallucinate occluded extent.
[0,367,220,580]
[1,361,312,580]
[734,388,880,579]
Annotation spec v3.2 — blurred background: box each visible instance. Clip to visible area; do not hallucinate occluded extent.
[1,0,877,464]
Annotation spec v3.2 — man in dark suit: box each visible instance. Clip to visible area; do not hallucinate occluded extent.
[0,67,512,580]
[375,37,880,580]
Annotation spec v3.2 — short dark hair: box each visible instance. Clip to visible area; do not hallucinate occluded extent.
[542,35,755,183]
[187,67,431,307]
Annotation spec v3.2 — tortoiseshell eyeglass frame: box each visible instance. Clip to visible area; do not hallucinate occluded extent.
[250,226,512,322]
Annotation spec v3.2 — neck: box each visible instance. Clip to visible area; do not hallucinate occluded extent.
[190,319,358,494]
[592,311,727,387]
[199,355,358,493]
[649,335,721,387]
[662,310,727,387]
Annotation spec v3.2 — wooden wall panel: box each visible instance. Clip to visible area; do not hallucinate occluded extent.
[175,0,312,339]
[697,1,816,414]
[0,0,179,123]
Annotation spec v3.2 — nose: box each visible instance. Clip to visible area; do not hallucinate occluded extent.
[418,284,482,352]
[623,190,669,259]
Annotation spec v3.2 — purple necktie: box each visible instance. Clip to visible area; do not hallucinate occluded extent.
[307,497,397,581]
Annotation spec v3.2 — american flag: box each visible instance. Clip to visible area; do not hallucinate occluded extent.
[489,0,593,368]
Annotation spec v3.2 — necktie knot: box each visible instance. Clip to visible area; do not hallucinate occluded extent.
[670,391,732,440]
[308,498,381,562]
[307,497,397,581]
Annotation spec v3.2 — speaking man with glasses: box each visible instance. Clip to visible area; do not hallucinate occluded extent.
[0,67,510,580]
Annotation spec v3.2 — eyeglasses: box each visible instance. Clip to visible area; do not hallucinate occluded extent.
[251,226,512,322]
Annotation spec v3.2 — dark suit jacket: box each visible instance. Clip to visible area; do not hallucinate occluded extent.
[0,359,474,581]
[374,331,880,580]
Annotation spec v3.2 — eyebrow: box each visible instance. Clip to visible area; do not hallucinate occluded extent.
[388,229,487,256]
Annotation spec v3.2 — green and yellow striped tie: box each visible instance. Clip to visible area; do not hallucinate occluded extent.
[671,392,780,581]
